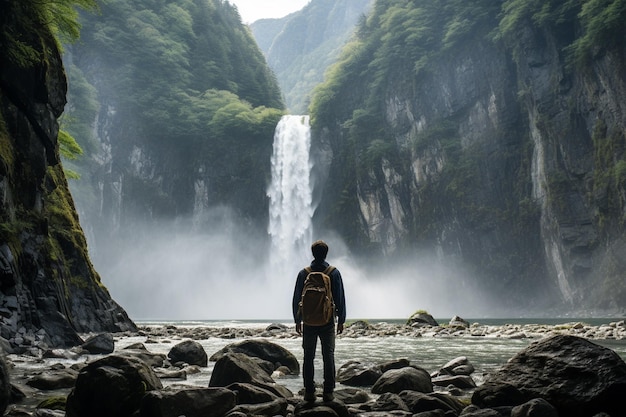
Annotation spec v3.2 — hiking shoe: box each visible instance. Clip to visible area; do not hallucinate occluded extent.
[323,392,334,402]
[304,392,316,402]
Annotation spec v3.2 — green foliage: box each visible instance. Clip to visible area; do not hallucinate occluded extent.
[0,0,97,67]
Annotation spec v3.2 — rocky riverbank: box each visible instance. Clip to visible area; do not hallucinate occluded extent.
[2,318,626,416]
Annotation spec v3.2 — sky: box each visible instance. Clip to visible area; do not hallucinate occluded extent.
[228,0,311,23]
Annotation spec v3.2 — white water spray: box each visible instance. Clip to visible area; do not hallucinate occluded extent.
[267,115,314,277]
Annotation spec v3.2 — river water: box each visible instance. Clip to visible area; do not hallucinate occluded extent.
[113,319,626,395]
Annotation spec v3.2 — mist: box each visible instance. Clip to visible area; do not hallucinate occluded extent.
[87,209,491,321]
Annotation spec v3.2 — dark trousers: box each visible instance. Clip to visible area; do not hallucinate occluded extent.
[302,322,336,393]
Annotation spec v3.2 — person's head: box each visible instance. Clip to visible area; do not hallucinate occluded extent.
[311,240,329,261]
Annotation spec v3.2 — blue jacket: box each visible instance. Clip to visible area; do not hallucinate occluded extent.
[292,259,346,325]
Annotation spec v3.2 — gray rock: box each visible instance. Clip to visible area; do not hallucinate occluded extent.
[407,312,439,327]
[399,391,465,415]
[140,385,235,417]
[26,368,78,390]
[370,392,410,412]
[432,374,476,389]
[230,398,288,416]
[66,354,162,417]
[334,387,370,404]
[117,348,166,367]
[0,355,9,415]
[511,398,558,417]
[168,339,207,367]
[449,316,470,328]
[472,334,626,417]
[210,339,300,375]
[372,367,433,394]
[227,382,278,404]
[81,333,114,354]
[336,360,382,386]
[209,352,275,387]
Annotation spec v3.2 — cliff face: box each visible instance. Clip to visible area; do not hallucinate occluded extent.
[311,3,626,314]
[0,2,136,348]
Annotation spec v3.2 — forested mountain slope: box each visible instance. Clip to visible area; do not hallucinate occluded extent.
[64,0,284,265]
[0,0,136,348]
[309,0,626,314]
[251,0,373,113]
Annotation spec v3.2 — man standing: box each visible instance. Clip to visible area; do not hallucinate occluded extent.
[292,240,346,402]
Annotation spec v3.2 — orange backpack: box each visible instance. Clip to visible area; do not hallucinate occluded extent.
[299,266,336,326]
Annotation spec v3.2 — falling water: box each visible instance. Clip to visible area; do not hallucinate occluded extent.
[267,115,314,277]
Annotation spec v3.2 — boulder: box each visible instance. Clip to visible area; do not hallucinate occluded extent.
[81,333,114,354]
[227,382,279,404]
[439,356,475,375]
[167,340,207,367]
[370,392,410,412]
[407,312,439,327]
[333,387,370,404]
[139,385,235,417]
[511,398,558,417]
[336,361,382,386]
[230,398,288,416]
[65,354,162,417]
[0,355,10,415]
[117,348,166,368]
[209,352,275,387]
[210,339,299,375]
[472,334,626,417]
[26,368,78,390]
[399,391,466,415]
[460,405,505,416]
[372,367,433,394]
[448,316,470,328]
[294,400,350,417]
[432,374,476,389]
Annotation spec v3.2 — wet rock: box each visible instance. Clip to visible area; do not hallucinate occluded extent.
[334,387,370,404]
[26,368,78,390]
[117,348,166,368]
[210,339,300,375]
[295,400,350,417]
[0,355,10,415]
[139,385,235,417]
[407,312,439,327]
[336,360,382,386]
[65,354,162,417]
[472,334,626,417]
[371,367,433,394]
[209,352,275,387]
[81,333,114,354]
[511,398,558,417]
[432,374,476,389]
[370,392,410,412]
[449,316,470,328]
[167,339,207,367]
[399,391,466,415]
[460,405,505,416]
[439,356,475,376]
[227,382,279,404]
[230,398,288,416]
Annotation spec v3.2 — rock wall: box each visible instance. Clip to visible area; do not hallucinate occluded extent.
[0,6,136,348]
[312,18,626,313]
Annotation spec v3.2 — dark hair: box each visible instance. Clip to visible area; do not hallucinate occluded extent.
[311,240,329,261]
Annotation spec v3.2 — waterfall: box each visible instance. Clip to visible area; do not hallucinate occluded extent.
[267,115,314,277]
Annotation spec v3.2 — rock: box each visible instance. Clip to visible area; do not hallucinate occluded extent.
[399,391,466,415]
[432,374,476,389]
[167,339,207,367]
[511,398,558,417]
[407,312,439,327]
[439,356,474,375]
[459,405,504,416]
[227,382,279,404]
[449,316,470,328]
[230,398,288,416]
[370,392,410,412]
[117,348,166,367]
[347,320,372,330]
[336,360,382,386]
[266,323,289,332]
[0,355,10,415]
[81,333,114,354]
[371,367,433,394]
[139,385,236,417]
[376,358,411,373]
[295,400,350,417]
[65,354,162,417]
[334,387,370,404]
[210,339,300,375]
[26,368,78,390]
[209,352,275,387]
[472,334,626,417]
